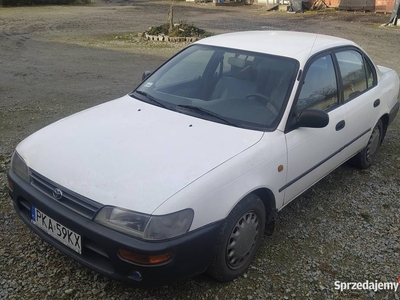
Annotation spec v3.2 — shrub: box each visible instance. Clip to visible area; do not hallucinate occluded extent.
[2,0,90,6]
[147,21,210,38]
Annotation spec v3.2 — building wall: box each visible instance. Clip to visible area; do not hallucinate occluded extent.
[199,0,395,12]
[338,0,375,10]
[375,0,395,12]
[317,0,395,11]
[318,0,340,7]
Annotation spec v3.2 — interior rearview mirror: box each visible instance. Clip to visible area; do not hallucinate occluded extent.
[142,71,152,81]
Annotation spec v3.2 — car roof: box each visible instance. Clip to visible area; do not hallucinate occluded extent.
[195,31,356,63]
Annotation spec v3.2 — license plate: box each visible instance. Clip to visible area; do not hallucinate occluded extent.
[31,206,82,254]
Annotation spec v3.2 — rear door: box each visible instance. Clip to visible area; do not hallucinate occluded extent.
[332,48,380,159]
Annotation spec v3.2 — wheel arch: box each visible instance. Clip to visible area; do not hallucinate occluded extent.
[380,113,389,142]
[251,188,276,215]
[251,187,277,235]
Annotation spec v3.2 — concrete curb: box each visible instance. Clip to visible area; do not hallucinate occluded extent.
[143,33,199,42]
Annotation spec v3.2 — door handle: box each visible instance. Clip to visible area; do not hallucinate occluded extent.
[335,120,345,131]
[373,99,380,108]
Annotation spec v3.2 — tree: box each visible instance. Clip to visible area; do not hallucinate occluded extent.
[168,1,174,35]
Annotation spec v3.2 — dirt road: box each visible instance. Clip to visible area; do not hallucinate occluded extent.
[1,1,400,299]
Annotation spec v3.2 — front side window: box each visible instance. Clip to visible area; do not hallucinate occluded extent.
[336,50,369,101]
[132,45,298,130]
[297,54,338,111]
[365,58,375,89]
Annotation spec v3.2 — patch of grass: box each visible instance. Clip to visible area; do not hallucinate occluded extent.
[111,33,137,41]
[360,212,372,222]
[1,0,90,6]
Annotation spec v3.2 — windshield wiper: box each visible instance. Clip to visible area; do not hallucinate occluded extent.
[176,104,239,127]
[133,90,168,108]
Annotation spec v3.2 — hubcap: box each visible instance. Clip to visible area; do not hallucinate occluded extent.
[366,126,380,162]
[226,211,259,270]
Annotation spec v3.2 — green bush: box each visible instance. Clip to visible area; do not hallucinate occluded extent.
[147,21,210,38]
[148,24,170,36]
[2,0,90,5]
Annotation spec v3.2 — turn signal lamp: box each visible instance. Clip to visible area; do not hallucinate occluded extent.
[8,179,14,192]
[118,249,172,265]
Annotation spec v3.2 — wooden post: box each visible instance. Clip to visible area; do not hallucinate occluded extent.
[168,2,174,35]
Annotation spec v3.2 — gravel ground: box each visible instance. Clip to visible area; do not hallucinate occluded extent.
[1,1,400,299]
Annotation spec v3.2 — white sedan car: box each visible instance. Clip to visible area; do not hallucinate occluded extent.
[8,31,399,286]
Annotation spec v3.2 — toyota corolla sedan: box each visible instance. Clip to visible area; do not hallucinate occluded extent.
[8,31,399,286]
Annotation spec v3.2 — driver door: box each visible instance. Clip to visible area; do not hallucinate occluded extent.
[282,53,347,204]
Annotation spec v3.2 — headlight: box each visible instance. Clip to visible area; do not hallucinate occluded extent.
[94,207,194,240]
[11,151,30,183]
[144,209,194,240]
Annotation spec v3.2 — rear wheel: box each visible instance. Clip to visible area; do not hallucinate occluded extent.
[349,119,383,169]
[207,194,266,282]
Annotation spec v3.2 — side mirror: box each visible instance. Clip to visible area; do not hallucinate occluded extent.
[296,109,329,128]
[142,71,152,81]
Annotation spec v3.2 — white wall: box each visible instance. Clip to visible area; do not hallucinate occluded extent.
[258,0,289,4]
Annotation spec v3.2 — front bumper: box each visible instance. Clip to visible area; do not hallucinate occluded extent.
[7,169,222,287]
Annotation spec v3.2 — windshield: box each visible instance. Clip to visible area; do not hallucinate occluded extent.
[132,44,298,130]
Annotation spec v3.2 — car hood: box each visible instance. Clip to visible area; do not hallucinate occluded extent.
[17,95,263,214]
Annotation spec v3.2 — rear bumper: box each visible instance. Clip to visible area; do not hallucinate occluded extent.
[7,169,222,287]
[389,101,399,125]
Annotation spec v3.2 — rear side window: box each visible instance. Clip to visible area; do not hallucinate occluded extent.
[297,54,339,111]
[336,50,373,101]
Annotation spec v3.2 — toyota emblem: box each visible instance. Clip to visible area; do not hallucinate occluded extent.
[52,188,63,200]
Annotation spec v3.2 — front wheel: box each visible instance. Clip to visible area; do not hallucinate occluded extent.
[207,194,266,282]
[349,119,383,169]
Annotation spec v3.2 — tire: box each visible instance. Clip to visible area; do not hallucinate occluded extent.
[349,119,383,169]
[207,194,266,282]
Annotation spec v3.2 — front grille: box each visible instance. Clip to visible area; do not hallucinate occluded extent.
[30,170,102,219]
